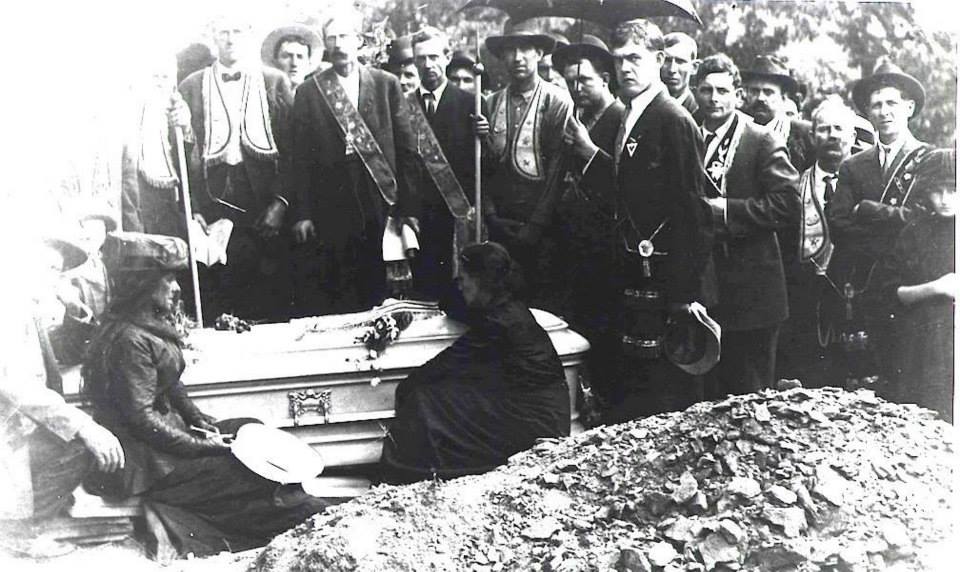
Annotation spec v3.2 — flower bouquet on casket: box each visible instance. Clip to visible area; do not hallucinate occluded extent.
[358,311,413,355]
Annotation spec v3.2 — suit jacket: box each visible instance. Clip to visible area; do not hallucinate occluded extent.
[582,90,714,306]
[709,116,801,331]
[178,66,294,221]
[290,66,418,225]
[676,89,698,117]
[785,118,815,173]
[826,135,929,283]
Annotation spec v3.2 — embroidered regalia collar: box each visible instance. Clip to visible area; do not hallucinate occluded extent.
[703,111,746,196]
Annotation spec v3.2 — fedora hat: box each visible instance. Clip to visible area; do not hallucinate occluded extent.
[43,237,88,272]
[552,34,615,76]
[386,35,415,68]
[102,231,188,274]
[663,304,721,375]
[260,24,322,67]
[486,20,557,58]
[852,59,925,118]
[741,55,800,95]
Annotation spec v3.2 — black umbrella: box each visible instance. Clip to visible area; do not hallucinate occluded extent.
[460,0,703,28]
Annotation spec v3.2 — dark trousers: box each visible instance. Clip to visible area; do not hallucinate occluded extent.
[29,428,92,520]
[293,158,387,317]
[707,324,780,399]
[777,265,836,387]
[196,165,292,323]
[604,355,703,424]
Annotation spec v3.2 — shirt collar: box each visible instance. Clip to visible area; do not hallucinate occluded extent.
[214,60,245,76]
[702,111,737,140]
[419,79,448,102]
[813,162,838,183]
[625,82,665,116]
[509,77,540,101]
[878,132,914,160]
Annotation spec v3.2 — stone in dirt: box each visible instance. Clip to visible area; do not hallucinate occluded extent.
[617,547,652,572]
[672,471,699,504]
[698,533,742,570]
[647,542,679,568]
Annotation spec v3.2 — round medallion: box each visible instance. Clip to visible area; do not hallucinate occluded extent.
[638,239,654,257]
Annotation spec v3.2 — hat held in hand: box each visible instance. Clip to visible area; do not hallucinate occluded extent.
[663,303,721,375]
[102,231,189,273]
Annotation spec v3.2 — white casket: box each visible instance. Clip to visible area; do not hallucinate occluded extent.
[64,305,588,467]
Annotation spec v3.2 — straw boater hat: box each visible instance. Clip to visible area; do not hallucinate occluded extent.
[852,60,926,118]
[552,34,615,75]
[485,20,557,58]
[260,24,323,67]
[741,55,800,95]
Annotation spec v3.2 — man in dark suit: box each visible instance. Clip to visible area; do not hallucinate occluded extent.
[826,60,931,393]
[693,54,801,397]
[407,26,489,303]
[553,34,625,406]
[565,19,713,422]
[661,32,698,117]
[289,11,419,315]
[175,15,296,322]
[741,55,814,173]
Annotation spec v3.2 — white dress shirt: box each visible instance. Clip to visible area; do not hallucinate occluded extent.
[700,111,737,165]
[877,133,913,172]
[617,82,666,155]
[812,162,838,206]
[213,61,246,166]
[418,79,448,114]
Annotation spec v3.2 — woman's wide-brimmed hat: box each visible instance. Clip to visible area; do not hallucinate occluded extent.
[663,305,721,375]
[551,34,615,76]
[101,231,188,274]
[486,20,557,58]
[43,236,88,272]
[852,60,925,118]
[741,54,800,95]
[260,24,323,67]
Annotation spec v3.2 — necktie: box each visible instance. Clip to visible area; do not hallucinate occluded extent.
[222,71,242,83]
[423,92,436,118]
[823,175,837,204]
[880,144,892,173]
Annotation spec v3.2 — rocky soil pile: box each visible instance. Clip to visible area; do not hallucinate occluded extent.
[253,388,956,572]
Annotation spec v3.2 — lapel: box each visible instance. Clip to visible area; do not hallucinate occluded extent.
[358,67,375,121]
[616,92,663,168]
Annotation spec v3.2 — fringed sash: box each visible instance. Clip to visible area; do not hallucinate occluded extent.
[798,167,833,272]
[137,100,179,193]
[201,67,279,167]
[704,112,746,197]
[406,95,475,275]
[314,72,399,206]
[489,82,546,181]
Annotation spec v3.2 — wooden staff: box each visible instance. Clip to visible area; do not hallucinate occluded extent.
[474,27,484,240]
[174,125,204,325]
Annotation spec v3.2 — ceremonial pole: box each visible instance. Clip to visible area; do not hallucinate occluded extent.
[474,27,484,240]
[174,125,204,326]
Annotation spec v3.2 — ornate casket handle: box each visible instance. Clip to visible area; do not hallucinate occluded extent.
[288,389,332,426]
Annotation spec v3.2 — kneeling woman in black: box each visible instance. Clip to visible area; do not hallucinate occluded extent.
[82,233,324,557]
[381,242,571,484]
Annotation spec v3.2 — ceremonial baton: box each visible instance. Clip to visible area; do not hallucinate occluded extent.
[174,125,204,325]
[474,27,484,240]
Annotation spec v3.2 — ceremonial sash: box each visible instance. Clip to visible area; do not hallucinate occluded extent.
[703,112,746,197]
[137,100,179,193]
[879,145,930,208]
[798,167,833,272]
[314,72,398,206]
[201,67,279,167]
[489,82,546,181]
[406,96,476,274]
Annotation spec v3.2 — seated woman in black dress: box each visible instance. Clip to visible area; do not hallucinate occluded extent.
[82,233,324,557]
[380,242,571,484]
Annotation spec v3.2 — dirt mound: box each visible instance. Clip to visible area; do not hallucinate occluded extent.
[253,388,956,572]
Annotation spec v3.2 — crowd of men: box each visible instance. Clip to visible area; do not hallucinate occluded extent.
[118,10,953,420]
[4,7,954,556]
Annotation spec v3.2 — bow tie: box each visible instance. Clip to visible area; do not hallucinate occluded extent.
[221,71,242,83]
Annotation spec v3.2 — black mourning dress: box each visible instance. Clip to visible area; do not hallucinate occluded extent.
[380,296,571,484]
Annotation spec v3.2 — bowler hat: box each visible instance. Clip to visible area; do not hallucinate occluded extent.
[260,24,322,67]
[663,305,721,375]
[102,231,188,274]
[386,35,415,68]
[741,55,800,95]
[852,60,925,118]
[486,20,557,58]
[552,34,615,76]
[43,237,88,272]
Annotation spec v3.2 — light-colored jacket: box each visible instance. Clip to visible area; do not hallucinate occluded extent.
[0,300,95,519]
